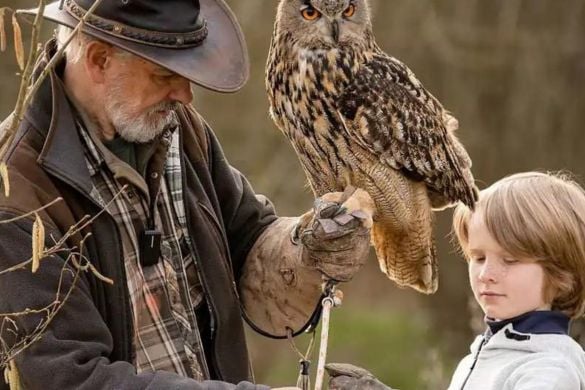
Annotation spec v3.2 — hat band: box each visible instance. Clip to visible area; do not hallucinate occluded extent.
[64,0,208,48]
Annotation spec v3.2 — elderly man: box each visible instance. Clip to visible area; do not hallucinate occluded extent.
[0,0,373,389]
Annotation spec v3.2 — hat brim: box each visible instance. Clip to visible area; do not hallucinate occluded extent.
[19,0,249,93]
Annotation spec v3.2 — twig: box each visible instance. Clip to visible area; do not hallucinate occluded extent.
[0,254,82,367]
[0,197,62,224]
[0,185,125,278]
[0,0,45,161]
[0,0,123,374]
[0,0,105,162]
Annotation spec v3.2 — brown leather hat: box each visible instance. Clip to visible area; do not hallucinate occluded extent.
[19,0,249,93]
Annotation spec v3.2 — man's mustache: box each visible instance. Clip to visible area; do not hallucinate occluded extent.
[150,101,182,112]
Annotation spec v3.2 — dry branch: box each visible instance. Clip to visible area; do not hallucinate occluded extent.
[0,0,104,163]
[0,0,113,375]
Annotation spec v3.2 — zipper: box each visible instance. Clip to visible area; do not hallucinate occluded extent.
[179,166,222,381]
[110,217,135,363]
[198,201,246,372]
[460,336,486,390]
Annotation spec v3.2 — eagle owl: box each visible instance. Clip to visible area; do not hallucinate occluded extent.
[266,0,477,293]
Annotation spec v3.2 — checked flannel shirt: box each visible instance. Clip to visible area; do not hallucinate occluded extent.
[76,113,209,380]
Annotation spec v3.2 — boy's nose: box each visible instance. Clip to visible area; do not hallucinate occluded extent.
[478,260,500,283]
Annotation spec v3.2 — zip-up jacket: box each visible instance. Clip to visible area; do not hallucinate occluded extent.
[448,311,585,390]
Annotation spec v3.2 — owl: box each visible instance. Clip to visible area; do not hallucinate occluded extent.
[266,0,478,294]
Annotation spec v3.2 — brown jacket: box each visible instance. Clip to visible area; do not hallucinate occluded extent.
[0,46,322,389]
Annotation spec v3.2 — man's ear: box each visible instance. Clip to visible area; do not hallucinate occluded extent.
[84,41,113,84]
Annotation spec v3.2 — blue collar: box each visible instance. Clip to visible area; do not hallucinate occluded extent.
[485,311,569,336]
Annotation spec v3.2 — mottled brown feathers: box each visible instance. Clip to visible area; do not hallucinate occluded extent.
[338,54,477,208]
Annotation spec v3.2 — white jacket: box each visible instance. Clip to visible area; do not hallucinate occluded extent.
[448,318,585,389]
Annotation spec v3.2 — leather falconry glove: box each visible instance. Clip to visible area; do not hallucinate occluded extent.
[294,187,375,282]
[326,363,395,390]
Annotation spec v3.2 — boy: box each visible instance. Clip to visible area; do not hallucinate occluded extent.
[449,171,585,389]
[327,171,585,389]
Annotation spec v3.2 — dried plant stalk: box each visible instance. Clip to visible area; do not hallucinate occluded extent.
[0,8,6,52]
[31,213,45,273]
[11,13,24,71]
[1,0,104,163]
[6,360,20,390]
[0,162,8,197]
[0,0,117,376]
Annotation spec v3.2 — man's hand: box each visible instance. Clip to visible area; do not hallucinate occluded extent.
[295,188,375,282]
[326,363,394,390]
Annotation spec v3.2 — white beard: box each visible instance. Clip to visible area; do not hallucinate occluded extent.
[105,85,180,143]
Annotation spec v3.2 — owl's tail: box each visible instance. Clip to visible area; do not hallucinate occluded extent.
[362,175,438,294]
[342,147,440,293]
[372,219,438,294]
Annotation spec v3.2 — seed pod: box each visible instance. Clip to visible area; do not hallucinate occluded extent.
[32,213,45,273]
[12,13,24,71]
[9,360,20,390]
[5,360,20,390]
[0,8,6,52]
[0,162,8,197]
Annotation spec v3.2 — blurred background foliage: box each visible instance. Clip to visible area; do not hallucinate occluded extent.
[1,0,585,389]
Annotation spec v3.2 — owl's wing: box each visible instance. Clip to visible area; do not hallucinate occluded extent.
[337,54,477,207]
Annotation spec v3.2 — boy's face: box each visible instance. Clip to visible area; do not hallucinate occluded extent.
[467,213,551,320]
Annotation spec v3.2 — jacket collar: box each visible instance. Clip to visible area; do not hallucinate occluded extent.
[26,40,94,197]
[486,310,570,336]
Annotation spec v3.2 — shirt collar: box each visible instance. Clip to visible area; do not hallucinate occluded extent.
[485,311,569,336]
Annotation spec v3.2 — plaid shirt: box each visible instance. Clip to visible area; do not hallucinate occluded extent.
[76,116,208,379]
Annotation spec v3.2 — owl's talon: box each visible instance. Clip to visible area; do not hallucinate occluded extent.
[333,213,353,226]
[316,201,341,219]
[317,218,339,235]
[332,206,347,217]
[350,210,368,220]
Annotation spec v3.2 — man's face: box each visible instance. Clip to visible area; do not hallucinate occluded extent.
[102,53,193,143]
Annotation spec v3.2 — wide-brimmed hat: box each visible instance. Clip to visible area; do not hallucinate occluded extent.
[19,0,249,93]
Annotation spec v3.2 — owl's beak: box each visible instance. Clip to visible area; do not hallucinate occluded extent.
[331,20,339,43]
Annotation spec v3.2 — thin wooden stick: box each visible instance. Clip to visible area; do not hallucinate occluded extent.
[0,0,45,161]
[0,0,105,161]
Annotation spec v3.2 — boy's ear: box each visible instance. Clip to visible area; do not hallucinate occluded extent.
[84,41,114,84]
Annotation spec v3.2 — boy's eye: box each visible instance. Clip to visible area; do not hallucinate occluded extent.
[503,258,519,264]
[470,256,485,263]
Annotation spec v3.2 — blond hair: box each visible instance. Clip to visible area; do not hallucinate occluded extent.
[453,171,585,318]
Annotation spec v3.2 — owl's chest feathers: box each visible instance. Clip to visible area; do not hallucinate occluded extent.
[276,48,359,137]
[267,45,366,191]
[295,49,344,94]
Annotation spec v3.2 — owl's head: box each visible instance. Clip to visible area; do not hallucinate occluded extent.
[275,0,373,50]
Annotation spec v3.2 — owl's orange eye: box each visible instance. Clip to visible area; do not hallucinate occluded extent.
[301,7,321,21]
[343,4,356,18]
